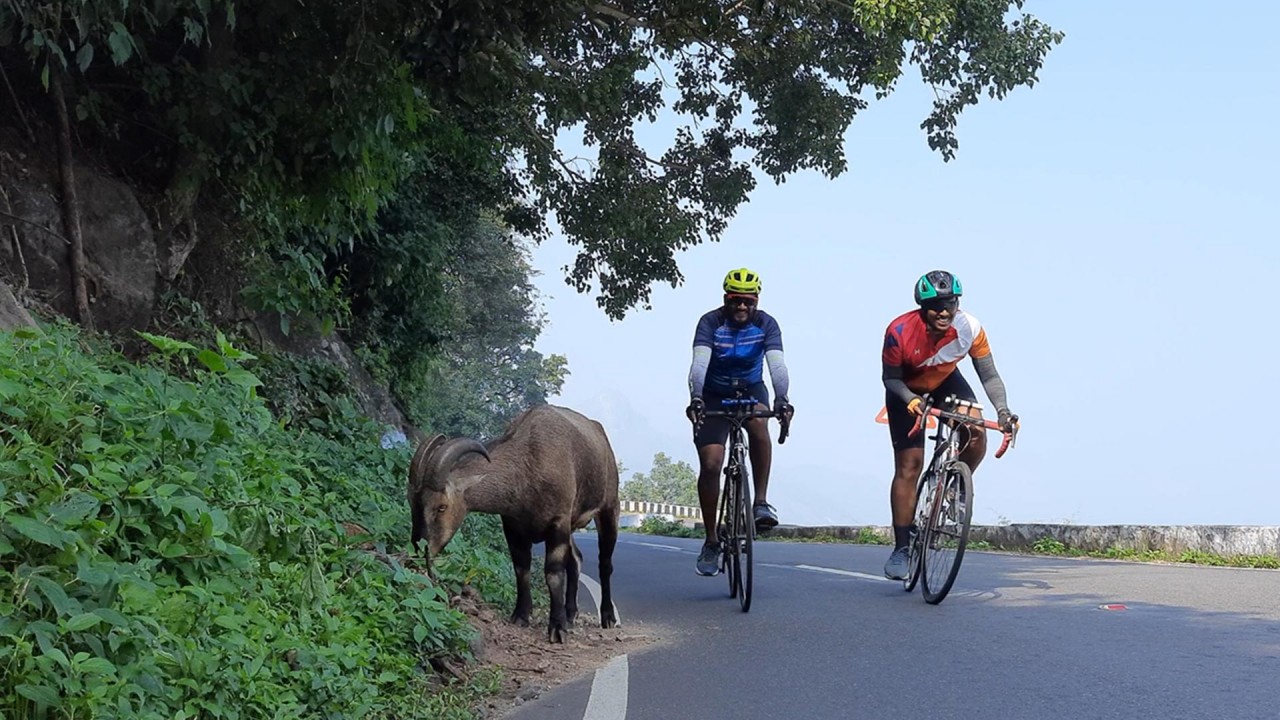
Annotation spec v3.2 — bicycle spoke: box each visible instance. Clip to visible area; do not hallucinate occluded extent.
[720,474,737,598]
[903,471,933,592]
[921,462,973,605]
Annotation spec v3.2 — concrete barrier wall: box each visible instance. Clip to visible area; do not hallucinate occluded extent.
[764,524,1280,557]
[619,500,701,520]
[616,498,1280,557]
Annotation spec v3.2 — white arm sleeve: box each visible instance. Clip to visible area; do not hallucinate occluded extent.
[688,345,712,398]
[765,349,790,403]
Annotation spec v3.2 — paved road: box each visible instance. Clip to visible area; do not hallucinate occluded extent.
[508,533,1280,720]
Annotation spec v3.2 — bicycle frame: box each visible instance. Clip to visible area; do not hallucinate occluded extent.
[707,398,779,474]
[695,387,789,612]
[909,392,1016,522]
[903,393,1017,603]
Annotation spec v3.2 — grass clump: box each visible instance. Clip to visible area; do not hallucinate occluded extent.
[1022,536,1280,569]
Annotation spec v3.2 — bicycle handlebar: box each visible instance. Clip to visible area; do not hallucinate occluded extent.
[695,398,791,444]
[907,405,1018,458]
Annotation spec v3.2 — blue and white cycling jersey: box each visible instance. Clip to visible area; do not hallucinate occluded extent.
[692,308,784,397]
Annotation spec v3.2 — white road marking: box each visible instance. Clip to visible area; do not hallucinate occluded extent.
[795,564,896,583]
[625,540,685,552]
[579,573,622,625]
[583,655,629,720]
[580,573,627,719]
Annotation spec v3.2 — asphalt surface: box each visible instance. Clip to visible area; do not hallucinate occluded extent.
[508,533,1280,720]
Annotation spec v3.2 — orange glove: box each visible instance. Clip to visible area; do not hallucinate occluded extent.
[906,397,924,416]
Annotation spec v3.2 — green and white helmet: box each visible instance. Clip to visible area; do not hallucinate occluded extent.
[914,270,962,305]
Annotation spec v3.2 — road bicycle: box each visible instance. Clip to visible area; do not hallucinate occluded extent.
[693,386,789,612]
[902,394,1017,604]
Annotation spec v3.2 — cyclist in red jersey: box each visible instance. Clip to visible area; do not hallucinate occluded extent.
[880,270,1018,580]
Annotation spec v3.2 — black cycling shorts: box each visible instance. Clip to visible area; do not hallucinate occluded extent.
[886,371,977,450]
[695,382,770,448]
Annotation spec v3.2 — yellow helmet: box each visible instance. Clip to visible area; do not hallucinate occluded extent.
[723,267,762,294]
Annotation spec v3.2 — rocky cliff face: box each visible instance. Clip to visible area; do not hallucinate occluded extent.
[0,128,409,435]
[1,128,158,332]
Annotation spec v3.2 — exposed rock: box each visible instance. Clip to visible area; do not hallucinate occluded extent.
[1,130,414,433]
[0,279,38,331]
[0,131,158,332]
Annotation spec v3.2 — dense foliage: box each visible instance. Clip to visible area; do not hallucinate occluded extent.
[344,204,568,438]
[0,0,1063,320]
[0,324,514,719]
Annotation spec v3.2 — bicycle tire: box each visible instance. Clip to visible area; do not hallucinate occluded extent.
[737,464,754,612]
[903,470,932,592]
[921,460,973,605]
[718,469,738,598]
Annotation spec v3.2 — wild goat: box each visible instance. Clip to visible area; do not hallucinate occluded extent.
[407,404,620,643]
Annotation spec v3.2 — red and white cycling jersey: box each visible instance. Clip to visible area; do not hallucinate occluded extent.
[882,309,991,393]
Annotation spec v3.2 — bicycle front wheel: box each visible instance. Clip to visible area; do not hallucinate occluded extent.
[921,461,973,605]
[736,465,754,612]
[903,471,932,593]
[718,474,738,599]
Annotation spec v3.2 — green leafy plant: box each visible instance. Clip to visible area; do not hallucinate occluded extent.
[634,516,699,539]
[0,323,508,718]
[1031,536,1068,555]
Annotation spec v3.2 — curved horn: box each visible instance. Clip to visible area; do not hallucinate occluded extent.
[408,434,447,495]
[422,437,491,491]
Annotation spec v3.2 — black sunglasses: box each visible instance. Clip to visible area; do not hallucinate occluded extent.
[724,295,758,308]
[921,297,959,312]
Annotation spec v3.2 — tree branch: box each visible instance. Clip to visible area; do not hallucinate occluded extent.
[0,209,72,246]
[522,118,588,183]
[589,4,644,28]
[818,0,860,16]
[0,61,36,144]
[0,178,30,294]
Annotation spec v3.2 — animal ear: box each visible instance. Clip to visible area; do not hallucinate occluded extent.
[451,472,489,494]
[409,433,448,492]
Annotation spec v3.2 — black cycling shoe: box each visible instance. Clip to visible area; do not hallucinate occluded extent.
[753,502,779,531]
[695,541,721,576]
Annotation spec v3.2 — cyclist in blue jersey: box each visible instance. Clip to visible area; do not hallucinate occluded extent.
[685,268,794,576]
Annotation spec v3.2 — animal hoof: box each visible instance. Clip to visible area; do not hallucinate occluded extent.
[600,604,619,628]
[509,615,530,628]
[547,624,567,644]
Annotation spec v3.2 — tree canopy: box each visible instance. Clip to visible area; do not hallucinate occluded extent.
[1,0,1064,320]
[620,452,700,506]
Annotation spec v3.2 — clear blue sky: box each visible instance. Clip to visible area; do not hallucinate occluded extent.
[529,1,1280,526]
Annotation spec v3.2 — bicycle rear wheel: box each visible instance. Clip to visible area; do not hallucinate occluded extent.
[921,461,973,605]
[903,471,932,592]
[736,466,754,613]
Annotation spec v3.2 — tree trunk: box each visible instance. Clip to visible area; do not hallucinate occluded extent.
[49,68,94,332]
